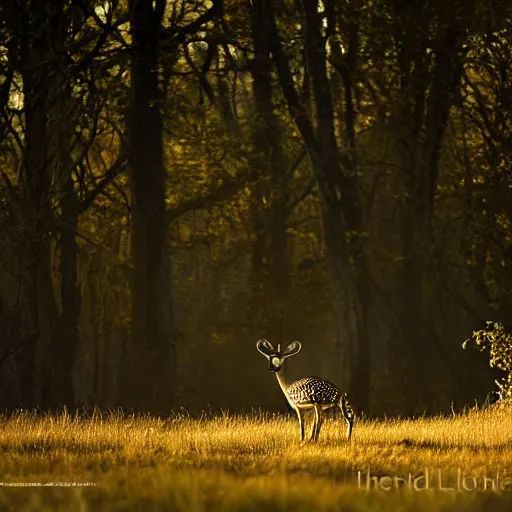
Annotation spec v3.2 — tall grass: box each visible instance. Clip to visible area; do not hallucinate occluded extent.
[0,407,511,510]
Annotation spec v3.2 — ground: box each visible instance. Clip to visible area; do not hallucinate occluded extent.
[0,406,511,510]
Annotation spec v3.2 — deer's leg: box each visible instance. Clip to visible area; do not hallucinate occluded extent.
[311,404,321,441]
[296,407,305,441]
[315,407,324,441]
[340,394,354,441]
[309,410,316,441]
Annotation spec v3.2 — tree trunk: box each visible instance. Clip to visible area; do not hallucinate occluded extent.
[261,0,370,411]
[250,1,291,341]
[52,174,80,408]
[393,17,467,414]
[128,0,176,414]
[17,5,60,408]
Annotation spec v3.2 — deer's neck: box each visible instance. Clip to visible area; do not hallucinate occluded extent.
[275,366,295,409]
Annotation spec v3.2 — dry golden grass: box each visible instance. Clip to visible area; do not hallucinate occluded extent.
[0,407,511,510]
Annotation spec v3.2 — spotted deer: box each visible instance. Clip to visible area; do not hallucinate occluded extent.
[256,339,354,442]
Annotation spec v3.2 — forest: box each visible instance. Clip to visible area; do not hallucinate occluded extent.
[0,0,510,417]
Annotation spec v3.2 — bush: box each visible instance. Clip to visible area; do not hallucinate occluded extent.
[463,321,512,403]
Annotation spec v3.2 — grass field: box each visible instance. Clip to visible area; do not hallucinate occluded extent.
[0,406,511,511]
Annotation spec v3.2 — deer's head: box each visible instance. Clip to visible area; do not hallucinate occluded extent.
[256,339,302,372]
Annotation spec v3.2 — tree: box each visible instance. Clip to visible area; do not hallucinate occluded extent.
[127,0,224,414]
[0,0,126,408]
[249,0,293,338]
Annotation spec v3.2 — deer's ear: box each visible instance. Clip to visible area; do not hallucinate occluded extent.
[282,340,302,358]
[256,339,274,357]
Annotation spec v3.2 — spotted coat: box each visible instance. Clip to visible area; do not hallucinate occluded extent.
[287,377,342,406]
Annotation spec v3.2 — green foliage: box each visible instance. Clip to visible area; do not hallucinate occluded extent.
[463,321,512,400]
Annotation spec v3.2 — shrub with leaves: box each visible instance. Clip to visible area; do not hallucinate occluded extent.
[463,321,512,403]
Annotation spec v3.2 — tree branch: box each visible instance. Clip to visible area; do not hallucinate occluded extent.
[78,153,127,215]
[163,0,223,44]
[165,173,247,224]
